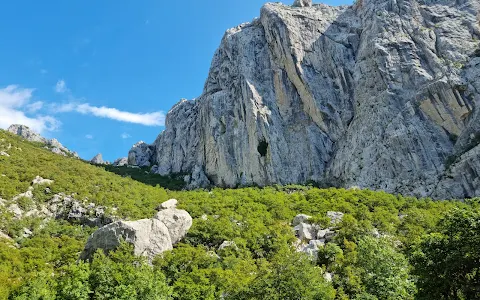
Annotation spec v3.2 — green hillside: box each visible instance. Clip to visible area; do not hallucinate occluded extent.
[0,129,478,299]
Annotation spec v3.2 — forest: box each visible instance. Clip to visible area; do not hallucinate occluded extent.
[0,129,478,300]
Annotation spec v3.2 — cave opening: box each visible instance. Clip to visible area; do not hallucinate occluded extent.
[257,139,268,157]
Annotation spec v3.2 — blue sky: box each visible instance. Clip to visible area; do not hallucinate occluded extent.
[0,0,352,162]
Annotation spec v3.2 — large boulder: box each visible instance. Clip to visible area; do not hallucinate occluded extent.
[155,208,193,244]
[80,219,173,260]
[81,200,192,260]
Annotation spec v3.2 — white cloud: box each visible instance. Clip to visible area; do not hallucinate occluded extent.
[55,79,68,93]
[85,134,93,139]
[0,85,34,108]
[55,102,165,126]
[26,101,44,113]
[121,133,131,139]
[0,85,59,133]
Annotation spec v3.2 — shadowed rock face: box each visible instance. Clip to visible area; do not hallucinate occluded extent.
[143,0,480,199]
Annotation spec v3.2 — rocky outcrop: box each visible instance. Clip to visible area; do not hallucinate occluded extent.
[128,141,154,167]
[113,157,128,167]
[136,0,480,199]
[293,212,343,259]
[7,124,45,143]
[7,125,79,158]
[81,199,192,261]
[293,0,312,7]
[91,153,104,164]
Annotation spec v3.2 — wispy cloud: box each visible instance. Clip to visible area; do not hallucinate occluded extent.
[26,101,44,113]
[85,134,93,139]
[55,79,68,93]
[40,69,48,75]
[121,133,131,139]
[54,102,165,126]
[0,85,59,133]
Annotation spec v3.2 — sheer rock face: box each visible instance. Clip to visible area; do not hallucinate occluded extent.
[148,0,480,198]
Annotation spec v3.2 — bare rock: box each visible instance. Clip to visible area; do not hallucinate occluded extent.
[91,153,104,164]
[327,211,344,224]
[81,219,173,261]
[155,208,193,244]
[128,141,154,167]
[218,241,238,251]
[8,124,46,143]
[184,165,210,189]
[81,204,192,261]
[156,199,178,210]
[136,0,480,199]
[293,0,312,7]
[0,231,12,241]
[294,222,318,241]
[8,125,77,157]
[113,157,128,167]
[7,204,23,218]
[293,214,311,226]
[32,176,54,186]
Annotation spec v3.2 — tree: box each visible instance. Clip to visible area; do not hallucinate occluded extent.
[412,208,480,299]
[88,244,172,300]
[356,236,415,300]
[239,251,336,300]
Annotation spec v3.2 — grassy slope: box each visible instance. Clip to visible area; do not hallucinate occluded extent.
[0,129,476,299]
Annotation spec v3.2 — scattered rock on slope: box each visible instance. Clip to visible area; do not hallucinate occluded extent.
[81,199,192,261]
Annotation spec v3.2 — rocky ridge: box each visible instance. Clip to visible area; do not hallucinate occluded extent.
[7,125,79,158]
[128,0,480,199]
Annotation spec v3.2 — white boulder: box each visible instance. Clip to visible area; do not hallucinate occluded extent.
[81,200,192,260]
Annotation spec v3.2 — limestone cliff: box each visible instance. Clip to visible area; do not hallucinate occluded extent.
[138,0,480,198]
